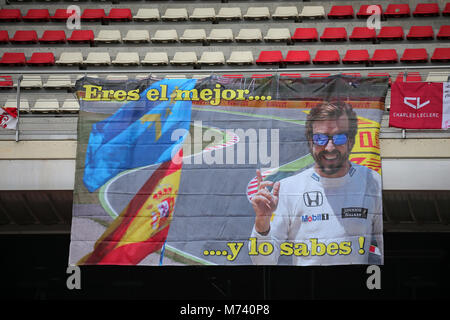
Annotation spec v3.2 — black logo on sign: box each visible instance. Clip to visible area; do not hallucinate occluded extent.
[342,207,368,219]
[303,191,323,207]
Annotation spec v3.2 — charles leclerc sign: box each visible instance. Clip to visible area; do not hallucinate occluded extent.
[389,81,450,129]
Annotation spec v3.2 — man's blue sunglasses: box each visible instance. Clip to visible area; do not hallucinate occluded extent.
[312,133,348,146]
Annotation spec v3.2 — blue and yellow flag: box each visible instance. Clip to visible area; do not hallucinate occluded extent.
[83,78,197,192]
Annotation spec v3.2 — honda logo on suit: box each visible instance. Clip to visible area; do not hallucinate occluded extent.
[303,191,323,207]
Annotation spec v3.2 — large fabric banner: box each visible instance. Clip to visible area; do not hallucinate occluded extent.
[69,74,388,266]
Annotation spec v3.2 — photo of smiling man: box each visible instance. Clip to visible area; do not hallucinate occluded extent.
[250,101,383,266]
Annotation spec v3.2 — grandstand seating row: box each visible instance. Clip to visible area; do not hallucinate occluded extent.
[2,71,449,113]
[2,26,450,44]
[1,4,450,22]
[2,3,450,116]
[1,72,449,90]
[2,97,79,113]
[1,48,449,66]
[2,70,450,115]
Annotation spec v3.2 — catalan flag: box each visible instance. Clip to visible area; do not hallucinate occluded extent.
[78,148,183,265]
[83,78,197,192]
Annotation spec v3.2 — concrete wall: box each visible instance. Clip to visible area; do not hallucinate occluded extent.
[1,139,450,190]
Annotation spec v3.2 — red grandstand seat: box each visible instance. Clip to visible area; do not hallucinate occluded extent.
[349,27,376,41]
[431,48,450,62]
[81,9,106,22]
[0,75,13,89]
[312,50,340,64]
[67,30,94,44]
[0,52,26,66]
[39,30,66,44]
[406,72,422,82]
[384,4,411,18]
[394,72,423,83]
[406,26,434,40]
[371,49,398,63]
[23,9,50,22]
[400,48,428,63]
[377,26,404,41]
[11,30,38,44]
[26,52,55,66]
[413,3,440,17]
[320,27,347,41]
[342,49,370,64]
[283,50,311,64]
[106,8,132,22]
[444,3,450,16]
[0,9,22,22]
[0,30,9,44]
[280,73,301,78]
[255,51,283,65]
[327,5,354,19]
[394,72,405,83]
[309,73,331,78]
[51,9,74,22]
[356,5,383,19]
[437,26,450,40]
[291,28,318,42]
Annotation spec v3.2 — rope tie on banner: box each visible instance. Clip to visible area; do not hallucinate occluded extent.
[15,75,23,143]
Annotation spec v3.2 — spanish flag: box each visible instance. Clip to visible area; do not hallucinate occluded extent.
[83,78,197,192]
[78,149,183,265]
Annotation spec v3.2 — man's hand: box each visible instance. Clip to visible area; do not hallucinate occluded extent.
[251,169,280,235]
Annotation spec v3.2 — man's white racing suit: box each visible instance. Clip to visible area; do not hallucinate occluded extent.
[250,163,383,266]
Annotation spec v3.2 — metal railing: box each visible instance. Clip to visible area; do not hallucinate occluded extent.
[4,65,450,142]
[5,64,450,75]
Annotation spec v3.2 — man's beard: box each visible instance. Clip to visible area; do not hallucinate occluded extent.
[313,150,349,176]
